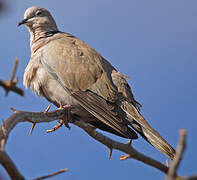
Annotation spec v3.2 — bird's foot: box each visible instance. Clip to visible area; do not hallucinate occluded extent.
[46,120,64,133]
[60,104,72,129]
[46,104,72,133]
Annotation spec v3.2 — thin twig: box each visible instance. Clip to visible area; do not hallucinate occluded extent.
[34,168,68,180]
[165,129,187,180]
[0,58,24,96]
[9,58,18,83]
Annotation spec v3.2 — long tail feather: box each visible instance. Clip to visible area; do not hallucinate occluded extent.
[122,101,176,159]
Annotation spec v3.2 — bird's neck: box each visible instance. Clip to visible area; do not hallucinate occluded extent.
[29,26,59,53]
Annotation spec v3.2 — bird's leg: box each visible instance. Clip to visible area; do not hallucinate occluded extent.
[46,103,71,133]
[61,104,71,129]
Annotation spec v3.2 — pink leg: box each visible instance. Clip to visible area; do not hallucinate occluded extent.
[60,104,72,129]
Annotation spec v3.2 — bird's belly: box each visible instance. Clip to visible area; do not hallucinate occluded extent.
[43,77,90,117]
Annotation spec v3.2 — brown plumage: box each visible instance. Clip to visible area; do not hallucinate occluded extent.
[19,6,176,159]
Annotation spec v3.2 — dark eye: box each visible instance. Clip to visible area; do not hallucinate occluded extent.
[36,11,42,16]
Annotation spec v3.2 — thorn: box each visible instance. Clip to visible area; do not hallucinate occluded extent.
[108,147,113,160]
[126,139,132,146]
[29,123,36,136]
[5,90,9,96]
[8,106,16,112]
[120,154,130,161]
[45,104,51,112]
[29,104,52,135]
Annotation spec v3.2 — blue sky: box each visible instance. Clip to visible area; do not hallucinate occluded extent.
[0,0,197,179]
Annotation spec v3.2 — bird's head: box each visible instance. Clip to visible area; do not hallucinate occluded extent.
[18,6,58,32]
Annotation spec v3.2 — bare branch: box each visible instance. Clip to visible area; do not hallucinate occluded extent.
[182,175,197,180]
[33,168,68,180]
[165,129,187,180]
[9,58,18,83]
[0,150,25,180]
[73,119,169,174]
[0,108,170,179]
[0,108,68,179]
[0,58,24,96]
[0,109,67,148]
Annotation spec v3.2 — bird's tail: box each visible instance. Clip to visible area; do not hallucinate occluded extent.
[121,101,176,160]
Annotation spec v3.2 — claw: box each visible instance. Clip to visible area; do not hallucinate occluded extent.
[46,120,64,133]
[46,103,72,133]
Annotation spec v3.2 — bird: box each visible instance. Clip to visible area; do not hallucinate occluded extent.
[18,6,176,159]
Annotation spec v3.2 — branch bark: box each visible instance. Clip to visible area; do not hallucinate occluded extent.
[0,109,68,179]
[0,108,170,179]
[165,129,187,180]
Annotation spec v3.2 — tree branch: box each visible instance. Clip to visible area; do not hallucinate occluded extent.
[0,58,24,96]
[0,108,170,179]
[0,108,68,179]
[165,129,187,180]
[73,119,169,174]
[0,150,25,180]
[33,168,68,180]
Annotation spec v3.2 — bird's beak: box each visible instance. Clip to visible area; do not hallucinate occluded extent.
[17,18,28,27]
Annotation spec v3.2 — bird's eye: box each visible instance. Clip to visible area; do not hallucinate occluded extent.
[36,11,42,16]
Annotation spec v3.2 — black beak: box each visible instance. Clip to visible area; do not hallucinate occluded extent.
[17,18,28,27]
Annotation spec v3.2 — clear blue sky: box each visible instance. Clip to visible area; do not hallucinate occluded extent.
[0,0,197,179]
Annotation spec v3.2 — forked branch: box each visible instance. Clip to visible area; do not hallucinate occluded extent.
[0,108,169,179]
[1,108,197,180]
[0,58,24,96]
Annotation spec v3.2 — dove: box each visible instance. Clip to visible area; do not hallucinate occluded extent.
[18,6,176,159]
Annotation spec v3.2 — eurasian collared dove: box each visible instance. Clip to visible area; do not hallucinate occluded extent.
[18,6,176,159]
